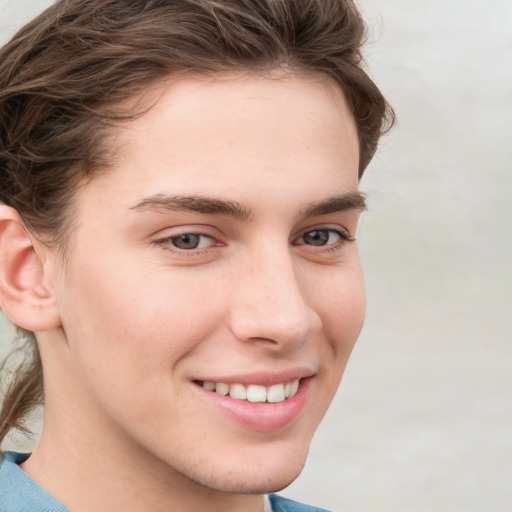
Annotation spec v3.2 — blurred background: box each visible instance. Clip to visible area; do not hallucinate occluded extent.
[1,1,511,511]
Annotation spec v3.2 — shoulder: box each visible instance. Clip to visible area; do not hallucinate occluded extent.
[269,493,333,512]
[0,451,69,512]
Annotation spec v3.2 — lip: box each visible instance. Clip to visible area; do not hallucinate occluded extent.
[193,367,315,387]
[192,375,313,432]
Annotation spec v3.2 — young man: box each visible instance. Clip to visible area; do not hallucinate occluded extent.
[0,1,393,510]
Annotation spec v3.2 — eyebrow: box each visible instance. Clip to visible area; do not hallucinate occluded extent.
[301,190,367,217]
[130,194,252,220]
[130,190,366,220]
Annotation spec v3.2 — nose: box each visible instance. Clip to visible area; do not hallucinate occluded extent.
[228,244,322,350]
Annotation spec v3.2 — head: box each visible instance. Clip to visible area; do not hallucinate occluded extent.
[0,0,393,503]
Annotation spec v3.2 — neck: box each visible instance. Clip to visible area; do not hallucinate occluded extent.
[23,422,265,512]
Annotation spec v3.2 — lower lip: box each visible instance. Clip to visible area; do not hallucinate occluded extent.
[193,379,311,432]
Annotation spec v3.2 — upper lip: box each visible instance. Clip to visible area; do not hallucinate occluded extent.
[193,367,315,387]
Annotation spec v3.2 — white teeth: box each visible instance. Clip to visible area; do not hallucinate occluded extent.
[267,383,285,403]
[202,381,216,391]
[247,384,267,403]
[229,383,247,400]
[289,379,299,397]
[203,379,301,403]
[215,382,229,395]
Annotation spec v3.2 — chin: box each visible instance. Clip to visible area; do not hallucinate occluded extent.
[195,458,306,495]
[182,444,309,495]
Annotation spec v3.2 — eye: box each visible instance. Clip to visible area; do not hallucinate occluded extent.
[154,232,215,251]
[296,228,354,247]
[171,233,210,250]
[302,229,333,246]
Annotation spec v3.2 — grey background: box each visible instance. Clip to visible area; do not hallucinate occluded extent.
[1,1,511,511]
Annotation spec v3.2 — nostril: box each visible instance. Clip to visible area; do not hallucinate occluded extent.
[248,336,279,344]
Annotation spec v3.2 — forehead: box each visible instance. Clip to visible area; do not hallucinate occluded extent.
[77,72,360,218]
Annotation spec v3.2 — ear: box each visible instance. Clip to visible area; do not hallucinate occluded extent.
[0,205,61,332]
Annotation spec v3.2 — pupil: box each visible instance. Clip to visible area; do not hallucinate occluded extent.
[304,230,329,246]
[173,234,200,249]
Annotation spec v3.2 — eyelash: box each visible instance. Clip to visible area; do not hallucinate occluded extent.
[152,231,216,255]
[294,228,355,250]
[152,227,355,256]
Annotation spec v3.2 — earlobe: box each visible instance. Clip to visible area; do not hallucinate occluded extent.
[0,205,61,331]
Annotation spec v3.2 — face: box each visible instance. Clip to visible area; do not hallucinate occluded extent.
[45,73,365,496]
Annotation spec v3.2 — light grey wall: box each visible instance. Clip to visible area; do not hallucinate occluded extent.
[1,1,511,511]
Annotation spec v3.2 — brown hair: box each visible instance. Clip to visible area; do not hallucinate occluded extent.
[0,0,394,446]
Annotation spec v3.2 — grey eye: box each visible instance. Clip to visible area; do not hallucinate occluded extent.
[302,230,333,246]
[171,233,202,249]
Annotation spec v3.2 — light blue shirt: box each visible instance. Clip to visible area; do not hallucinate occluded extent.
[0,452,67,511]
[0,451,330,512]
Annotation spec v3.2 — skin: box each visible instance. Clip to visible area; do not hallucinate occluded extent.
[2,73,365,512]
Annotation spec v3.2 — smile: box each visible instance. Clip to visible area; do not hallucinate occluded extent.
[194,375,312,431]
[199,379,300,403]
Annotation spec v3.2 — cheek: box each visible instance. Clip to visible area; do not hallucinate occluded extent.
[58,255,228,385]
[54,263,232,435]
[309,264,365,418]
[313,262,366,357]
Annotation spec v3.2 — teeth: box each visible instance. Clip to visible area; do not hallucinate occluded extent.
[203,381,216,391]
[229,383,247,400]
[289,379,299,397]
[202,379,300,403]
[267,383,285,403]
[247,384,267,403]
[215,382,229,395]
